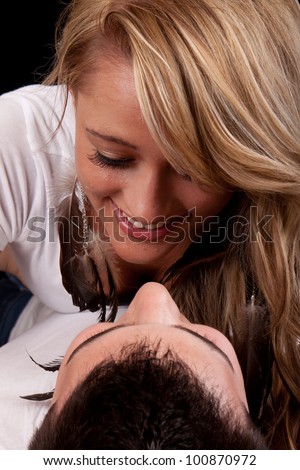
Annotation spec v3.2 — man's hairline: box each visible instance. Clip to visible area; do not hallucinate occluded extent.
[66,323,234,371]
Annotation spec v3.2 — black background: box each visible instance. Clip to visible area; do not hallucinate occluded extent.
[1,1,299,95]
[0,2,69,95]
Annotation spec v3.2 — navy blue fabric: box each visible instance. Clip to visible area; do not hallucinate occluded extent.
[0,273,32,346]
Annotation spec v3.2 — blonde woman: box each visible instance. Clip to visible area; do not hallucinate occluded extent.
[0,0,299,448]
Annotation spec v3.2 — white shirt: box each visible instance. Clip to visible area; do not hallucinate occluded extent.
[0,84,78,312]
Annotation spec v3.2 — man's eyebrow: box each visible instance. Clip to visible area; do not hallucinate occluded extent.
[173,325,234,371]
[86,128,138,150]
[66,325,128,364]
[67,323,234,370]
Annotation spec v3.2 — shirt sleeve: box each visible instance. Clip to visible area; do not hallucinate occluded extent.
[0,92,37,251]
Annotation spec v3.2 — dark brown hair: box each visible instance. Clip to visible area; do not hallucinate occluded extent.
[29,342,267,450]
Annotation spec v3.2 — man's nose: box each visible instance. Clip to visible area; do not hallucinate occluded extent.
[122,282,189,325]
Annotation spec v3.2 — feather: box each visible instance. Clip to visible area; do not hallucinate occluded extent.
[59,180,105,315]
[236,300,273,423]
[58,180,120,320]
[27,352,63,372]
[20,354,61,401]
[88,231,119,321]
[20,390,54,401]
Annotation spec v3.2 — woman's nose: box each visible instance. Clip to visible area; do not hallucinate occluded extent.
[125,166,174,223]
[120,282,189,325]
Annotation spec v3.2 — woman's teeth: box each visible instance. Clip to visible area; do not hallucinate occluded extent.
[122,211,166,230]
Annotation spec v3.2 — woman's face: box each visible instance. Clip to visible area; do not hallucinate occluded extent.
[73,55,232,273]
[53,282,248,420]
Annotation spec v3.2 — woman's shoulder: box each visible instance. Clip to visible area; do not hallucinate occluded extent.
[0,84,67,111]
[0,85,75,250]
[0,85,75,152]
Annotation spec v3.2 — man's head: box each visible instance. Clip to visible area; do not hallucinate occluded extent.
[28,283,267,449]
[29,342,266,449]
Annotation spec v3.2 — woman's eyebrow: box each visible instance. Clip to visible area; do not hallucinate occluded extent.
[67,323,233,371]
[86,128,138,150]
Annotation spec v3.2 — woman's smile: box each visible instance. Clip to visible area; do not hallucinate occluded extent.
[113,202,190,242]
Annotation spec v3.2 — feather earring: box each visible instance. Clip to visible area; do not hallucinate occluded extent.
[59,179,106,316]
[241,280,273,424]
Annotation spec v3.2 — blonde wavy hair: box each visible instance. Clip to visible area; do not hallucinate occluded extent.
[46,0,300,449]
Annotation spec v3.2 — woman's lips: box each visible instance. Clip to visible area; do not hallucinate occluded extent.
[113,206,188,241]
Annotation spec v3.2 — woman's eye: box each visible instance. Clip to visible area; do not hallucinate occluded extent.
[88,151,132,169]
